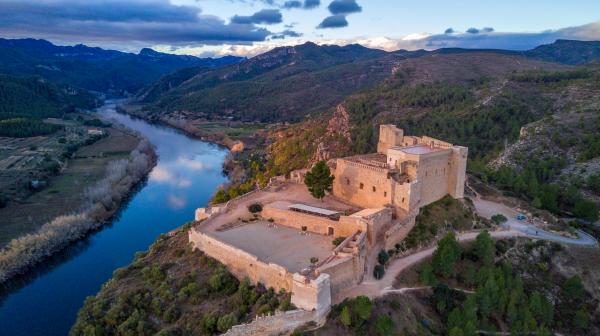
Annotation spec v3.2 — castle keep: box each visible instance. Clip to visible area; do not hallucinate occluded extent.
[333,124,467,216]
[189,124,468,318]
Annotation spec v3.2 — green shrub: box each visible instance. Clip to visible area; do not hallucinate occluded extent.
[375,314,395,336]
[248,203,263,213]
[332,237,347,246]
[216,313,238,333]
[373,265,385,280]
[491,214,508,225]
[377,249,390,265]
[201,314,218,334]
[340,306,352,327]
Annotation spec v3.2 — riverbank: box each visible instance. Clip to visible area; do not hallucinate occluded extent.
[117,103,266,153]
[0,126,157,284]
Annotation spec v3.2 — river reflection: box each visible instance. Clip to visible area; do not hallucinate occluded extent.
[0,102,228,336]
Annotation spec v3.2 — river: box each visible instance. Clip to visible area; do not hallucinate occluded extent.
[0,102,229,335]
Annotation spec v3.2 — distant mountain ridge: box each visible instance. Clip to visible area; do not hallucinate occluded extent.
[0,38,244,94]
[134,39,600,123]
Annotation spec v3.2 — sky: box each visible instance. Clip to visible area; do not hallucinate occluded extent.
[0,0,599,57]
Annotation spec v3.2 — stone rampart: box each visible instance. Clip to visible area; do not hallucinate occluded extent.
[189,228,331,312]
[189,229,293,291]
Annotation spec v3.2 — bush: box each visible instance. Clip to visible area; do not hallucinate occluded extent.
[373,265,385,280]
[491,214,508,225]
[201,314,217,334]
[216,313,238,333]
[340,306,351,327]
[375,314,395,336]
[248,203,263,213]
[332,237,347,246]
[377,249,390,265]
[563,275,585,300]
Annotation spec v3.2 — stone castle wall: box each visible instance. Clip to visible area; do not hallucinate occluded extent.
[332,159,393,209]
[189,228,331,312]
[262,204,366,239]
[189,229,293,291]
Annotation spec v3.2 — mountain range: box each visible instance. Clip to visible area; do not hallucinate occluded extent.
[0,38,243,94]
[130,39,600,123]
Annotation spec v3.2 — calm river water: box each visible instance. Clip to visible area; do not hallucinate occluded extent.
[0,102,229,335]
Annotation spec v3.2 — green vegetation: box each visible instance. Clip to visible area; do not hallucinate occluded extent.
[71,230,293,336]
[510,69,593,83]
[332,236,347,246]
[304,160,335,200]
[247,203,263,213]
[404,196,488,249]
[491,214,508,225]
[0,118,62,137]
[0,74,96,121]
[411,233,597,335]
[486,157,599,221]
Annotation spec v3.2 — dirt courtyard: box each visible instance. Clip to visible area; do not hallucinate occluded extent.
[211,221,333,273]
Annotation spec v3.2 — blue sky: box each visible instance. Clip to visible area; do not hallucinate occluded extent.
[0,0,599,56]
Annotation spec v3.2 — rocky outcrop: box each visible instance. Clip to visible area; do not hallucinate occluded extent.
[312,104,352,162]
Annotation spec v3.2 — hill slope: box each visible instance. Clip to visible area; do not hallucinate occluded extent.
[0,74,97,120]
[136,42,393,122]
[135,40,600,124]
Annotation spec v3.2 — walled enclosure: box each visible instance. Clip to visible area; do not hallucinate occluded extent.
[189,123,468,323]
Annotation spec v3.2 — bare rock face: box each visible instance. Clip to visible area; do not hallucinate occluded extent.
[312,104,352,163]
[326,104,351,142]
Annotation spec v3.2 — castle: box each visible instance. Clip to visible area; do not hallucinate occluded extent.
[189,124,467,319]
[331,124,467,245]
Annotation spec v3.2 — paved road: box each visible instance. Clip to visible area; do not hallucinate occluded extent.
[468,183,598,247]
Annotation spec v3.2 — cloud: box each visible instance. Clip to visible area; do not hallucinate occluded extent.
[167,194,187,209]
[317,14,348,29]
[271,29,303,39]
[304,0,321,9]
[149,166,193,188]
[327,0,362,15]
[391,21,600,51]
[0,0,271,48]
[231,9,283,25]
[283,1,302,9]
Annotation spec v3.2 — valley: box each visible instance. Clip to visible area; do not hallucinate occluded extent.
[0,35,599,336]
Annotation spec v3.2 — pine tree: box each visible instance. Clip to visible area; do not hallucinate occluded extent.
[304,161,335,200]
[432,232,462,278]
[473,231,495,265]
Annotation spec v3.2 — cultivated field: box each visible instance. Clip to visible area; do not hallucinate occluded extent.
[0,126,141,247]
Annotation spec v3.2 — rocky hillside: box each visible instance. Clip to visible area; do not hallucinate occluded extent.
[135,42,393,122]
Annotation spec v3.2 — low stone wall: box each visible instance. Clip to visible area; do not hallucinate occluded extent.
[223,309,319,336]
[189,228,331,312]
[189,229,293,291]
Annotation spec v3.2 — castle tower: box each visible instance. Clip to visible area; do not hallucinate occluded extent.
[377,125,404,154]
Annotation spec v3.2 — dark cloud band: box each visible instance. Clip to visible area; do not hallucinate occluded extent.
[231,9,283,25]
[0,0,272,47]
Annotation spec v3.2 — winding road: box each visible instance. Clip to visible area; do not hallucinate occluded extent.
[334,184,598,303]
[468,184,598,247]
